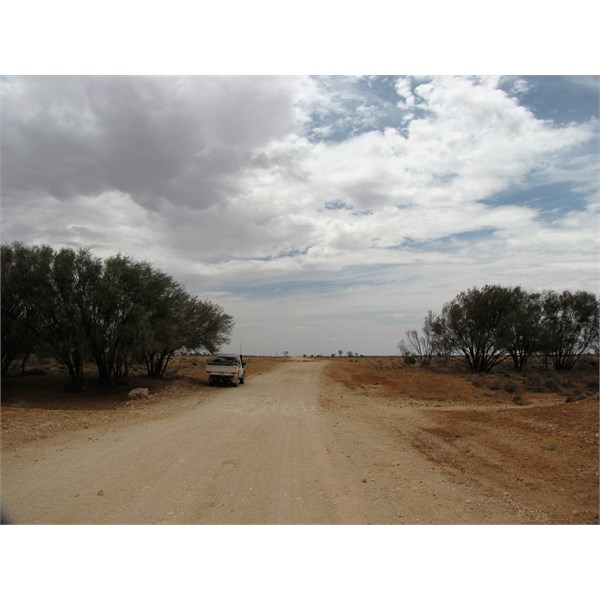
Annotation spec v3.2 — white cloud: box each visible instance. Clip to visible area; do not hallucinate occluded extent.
[2,75,598,355]
[395,76,415,109]
[2,76,308,212]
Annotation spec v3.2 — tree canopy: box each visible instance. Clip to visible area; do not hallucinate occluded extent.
[401,284,598,373]
[1,242,233,388]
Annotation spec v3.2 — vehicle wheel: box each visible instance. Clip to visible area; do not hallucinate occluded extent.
[239,377,244,384]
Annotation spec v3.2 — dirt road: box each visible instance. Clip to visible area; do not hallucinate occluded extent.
[0,360,582,524]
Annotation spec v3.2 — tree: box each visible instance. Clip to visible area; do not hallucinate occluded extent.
[139,272,185,377]
[439,285,514,373]
[499,288,544,371]
[540,290,599,369]
[183,297,233,355]
[37,247,102,390]
[1,243,52,374]
[2,242,235,386]
[426,311,454,366]
[590,316,600,356]
[80,255,156,384]
[397,312,436,367]
[144,291,233,378]
[81,254,233,381]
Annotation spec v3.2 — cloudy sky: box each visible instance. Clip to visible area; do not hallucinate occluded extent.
[1,75,598,355]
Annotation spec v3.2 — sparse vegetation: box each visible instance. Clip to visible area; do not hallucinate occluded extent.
[402,353,417,365]
[397,312,436,367]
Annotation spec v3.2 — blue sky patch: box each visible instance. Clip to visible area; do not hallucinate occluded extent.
[305,75,418,143]
[504,76,600,125]
[396,228,500,252]
[324,199,353,210]
[484,181,588,222]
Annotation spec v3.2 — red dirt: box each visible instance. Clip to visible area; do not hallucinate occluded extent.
[323,357,599,524]
[2,355,598,524]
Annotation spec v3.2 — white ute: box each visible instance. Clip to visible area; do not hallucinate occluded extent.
[206,354,246,387]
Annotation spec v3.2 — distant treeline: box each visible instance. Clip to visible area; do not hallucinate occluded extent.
[1,242,233,389]
[398,284,599,372]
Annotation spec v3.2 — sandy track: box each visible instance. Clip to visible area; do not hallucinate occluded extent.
[2,360,529,524]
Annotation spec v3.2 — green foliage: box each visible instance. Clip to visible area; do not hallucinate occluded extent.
[38,247,101,389]
[439,284,515,373]
[397,313,437,367]
[403,353,417,365]
[499,287,544,371]
[1,242,233,387]
[421,285,599,373]
[540,290,599,369]
[1,242,53,375]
